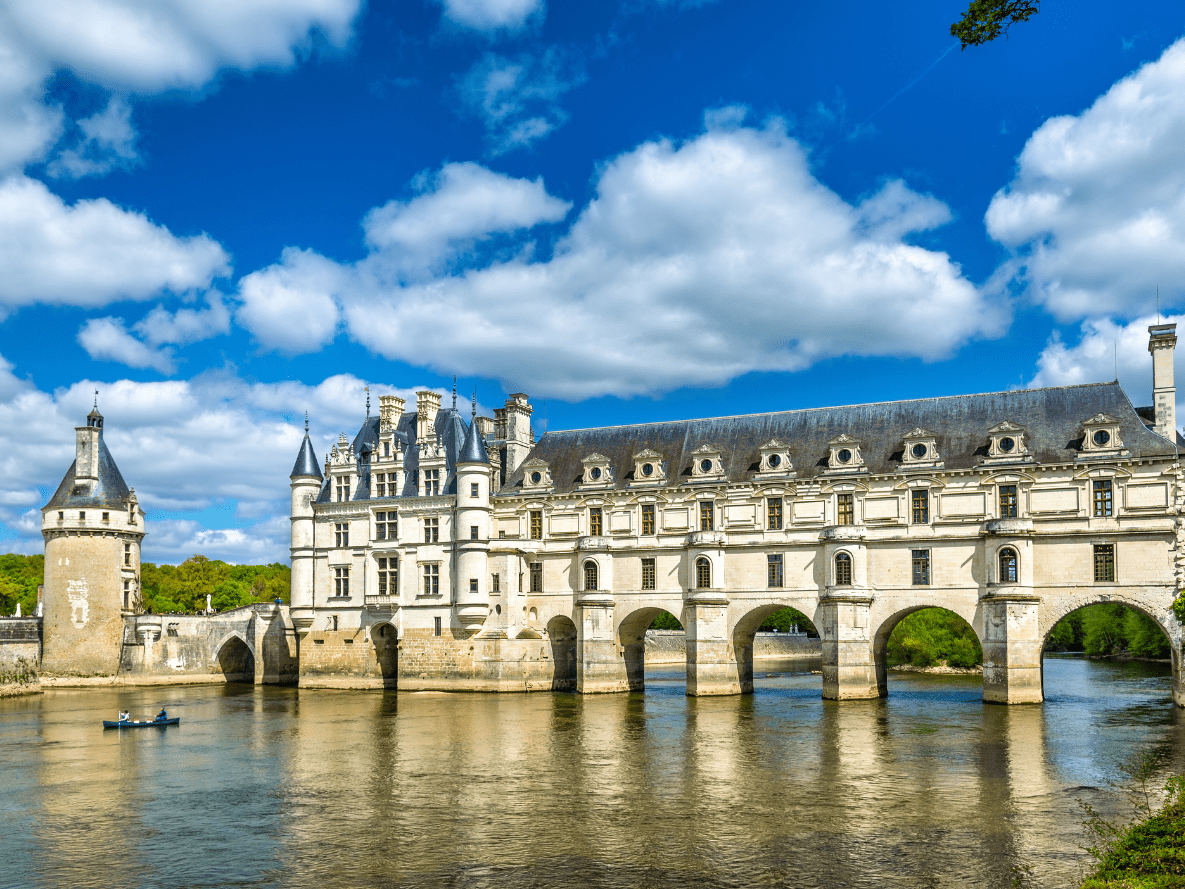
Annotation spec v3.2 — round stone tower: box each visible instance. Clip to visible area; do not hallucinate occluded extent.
[40,404,145,676]
[454,400,491,634]
[289,416,323,638]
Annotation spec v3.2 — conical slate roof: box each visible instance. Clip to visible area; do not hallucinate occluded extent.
[291,432,322,479]
[457,417,489,465]
[44,436,131,510]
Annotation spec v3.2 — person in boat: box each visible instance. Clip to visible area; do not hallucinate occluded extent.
[118,710,130,722]
[157,708,168,721]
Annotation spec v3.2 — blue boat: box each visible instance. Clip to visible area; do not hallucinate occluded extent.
[103,716,180,729]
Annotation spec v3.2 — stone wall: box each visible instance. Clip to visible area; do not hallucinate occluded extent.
[645,630,820,664]
[0,617,42,696]
[41,534,128,676]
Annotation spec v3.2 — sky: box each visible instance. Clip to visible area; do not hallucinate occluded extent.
[1,0,1185,565]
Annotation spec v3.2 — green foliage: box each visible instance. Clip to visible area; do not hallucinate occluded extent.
[0,554,43,616]
[1048,605,1170,659]
[141,556,290,613]
[950,0,1039,49]
[648,611,683,631]
[887,609,982,669]
[758,607,817,636]
[1081,765,1185,888]
[1173,589,1185,626]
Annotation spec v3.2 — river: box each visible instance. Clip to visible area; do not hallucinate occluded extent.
[1,657,1182,889]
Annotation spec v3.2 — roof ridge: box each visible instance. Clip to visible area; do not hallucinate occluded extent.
[541,382,1123,436]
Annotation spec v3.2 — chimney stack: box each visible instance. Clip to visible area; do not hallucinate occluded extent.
[1149,323,1177,440]
[416,390,441,442]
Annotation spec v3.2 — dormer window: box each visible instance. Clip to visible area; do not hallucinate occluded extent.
[631,449,667,485]
[690,444,724,480]
[1079,413,1125,460]
[580,453,613,487]
[521,458,552,490]
[984,421,1032,464]
[827,434,865,472]
[901,428,941,469]
[755,439,794,478]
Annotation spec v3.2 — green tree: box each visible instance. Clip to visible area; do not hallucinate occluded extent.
[887,608,983,669]
[950,0,1039,49]
[758,607,817,636]
[649,611,683,631]
[0,554,43,615]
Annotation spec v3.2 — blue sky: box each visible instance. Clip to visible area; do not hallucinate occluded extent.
[1,0,1184,563]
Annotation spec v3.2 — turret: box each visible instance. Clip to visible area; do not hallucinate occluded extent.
[40,403,145,676]
[289,416,322,637]
[1149,323,1177,440]
[502,393,533,476]
[454,398,492,635]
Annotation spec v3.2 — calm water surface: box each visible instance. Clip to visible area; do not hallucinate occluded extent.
[2,657,1182,889]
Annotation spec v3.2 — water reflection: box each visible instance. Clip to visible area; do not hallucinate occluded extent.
[0,657,1180,889]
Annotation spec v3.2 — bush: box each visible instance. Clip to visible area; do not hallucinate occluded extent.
[886,609,982,668]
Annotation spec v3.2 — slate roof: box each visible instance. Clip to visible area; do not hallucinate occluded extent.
[500,382,1177,496]
[45,435,132,510]
[290,433,323,479]
[458,415,490,464]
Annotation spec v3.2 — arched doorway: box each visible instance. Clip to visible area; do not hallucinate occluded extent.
[546,615,577,691]
[371,622,398,688]
[618,606,684,692]
[872,606,983,698]
[215,636,255,684]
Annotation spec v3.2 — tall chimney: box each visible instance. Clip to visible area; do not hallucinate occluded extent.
[1149,323,1177,440]
[416,390,441,442]
[503,393,533,476]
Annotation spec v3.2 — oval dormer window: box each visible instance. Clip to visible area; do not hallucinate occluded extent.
[1093,430,1111,446]
[590,467,602,480]
[999,437,1015,452]
[530,471,541,484]
[641,463,654,477]
[768,454,781,468]
[700,459,713,473]
[837,449,852,464]
[911,444,927,459]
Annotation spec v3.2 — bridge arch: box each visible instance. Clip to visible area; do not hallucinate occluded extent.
[546,614,578,690]
[369,621,398,687]
[617,602,686,691]
[212,632,255,683]
[730,599,820,694]
[871,603,982,698]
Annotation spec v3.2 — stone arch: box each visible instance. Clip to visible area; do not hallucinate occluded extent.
[617,603,686,691]
[370,621,398,687]
[871,603,982,698]
[212,633,255,683]
[731,600,819,693]
[546,614,578,691]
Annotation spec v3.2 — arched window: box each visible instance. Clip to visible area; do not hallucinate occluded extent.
[835,552,852,586]
[998,547,1018,584]
[695,557,712,589]
[583,560,598,591]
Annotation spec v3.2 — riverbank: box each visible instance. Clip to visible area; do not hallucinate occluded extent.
[0,657,41,697]
[889,663,982,675]
[1081,777,1185,888]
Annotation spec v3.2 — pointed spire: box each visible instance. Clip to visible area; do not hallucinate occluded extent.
[365,385,370,418]
[304,411,309,433]
[291,418,323,479]
[458,408,490,465]
[93,389,98,410]
[471,391,477,420]
[452,376,457,410]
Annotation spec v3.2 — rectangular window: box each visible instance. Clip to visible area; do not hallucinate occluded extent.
[424,517,439,543]
[424,468,440,496]
[837,494,854,526]
[469,579,478,593]
[1093,480,1113,517]
[123,579,130,608]
[336,478,351,502]
[767,553,784,588]
[375,511,396,541]
[999,485,1018,518]
[470,482,479,497]
[334,566,350,597]
[767,497,783,530]
[641,557,656,590]
[79,511,85,521]
[58,511,63,521]
[911,549,931,586]
[1094,544,1116,582]
[641,504,656,536]
[699,501,714,531]
[589,508,603,536]
[492,573,500,593]
[434,616,442,637]
[335,522,349,548]
[124,543,131,566]
[470,525,479,540]
[529,562,543,592]
[102,512,109,522]
[383,441,390,457]
[529,510,543,540]
[375,473,386,497]
[422,563,440,596]
[911,489,929,524]
[377,557,397,596]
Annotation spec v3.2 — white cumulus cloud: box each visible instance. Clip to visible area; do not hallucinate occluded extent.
[236,248,345,352]
[0,175,229,314]
[240,120,1003,399]
[78,317,177,373]
[46,96,138,179]
[76,294,232,372]
[438,0,543,32]
[987,37,1185,321]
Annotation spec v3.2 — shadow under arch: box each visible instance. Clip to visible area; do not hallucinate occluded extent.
[370,621,398,688]
[213,633,255,683]
[1040,595,1179,702]
[617,605,685,692]
[872,604,982,698]
[731,602,818,694]
[546,614,578,691]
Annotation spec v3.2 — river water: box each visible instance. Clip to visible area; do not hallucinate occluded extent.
[1,657,1182,889]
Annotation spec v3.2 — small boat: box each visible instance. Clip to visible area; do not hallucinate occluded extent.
[103,716,180,729]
